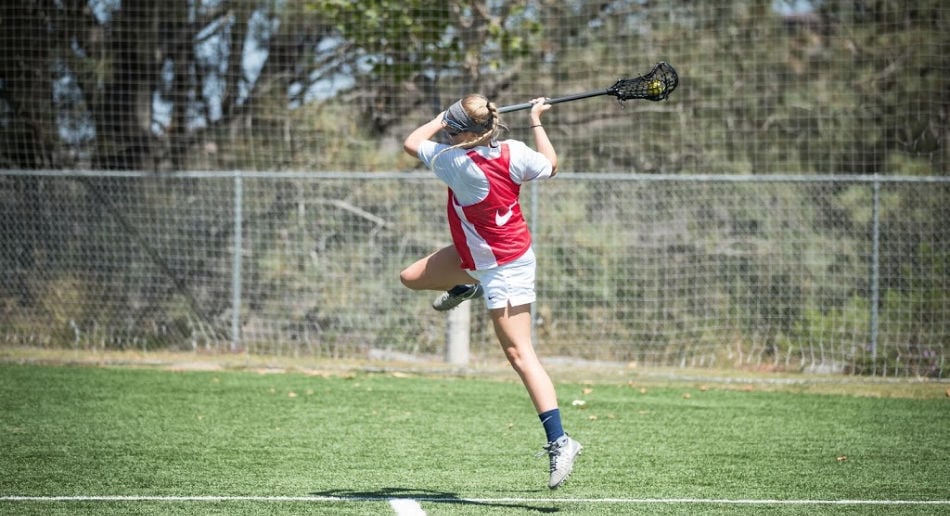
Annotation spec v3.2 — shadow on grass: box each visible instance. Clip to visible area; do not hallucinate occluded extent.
[309,487,559,513]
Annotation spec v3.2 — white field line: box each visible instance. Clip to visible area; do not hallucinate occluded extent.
[1,496,949,506]
[388,498,427,516]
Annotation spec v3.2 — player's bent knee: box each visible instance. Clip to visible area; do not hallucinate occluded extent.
[399,269,421,290]
[502,346,527,370]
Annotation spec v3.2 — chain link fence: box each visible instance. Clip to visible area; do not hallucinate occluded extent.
[2,170,947,377]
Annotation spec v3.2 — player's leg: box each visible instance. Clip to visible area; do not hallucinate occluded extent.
[400,245,475,291]
[489,303,558,412]
[490,303,582,489]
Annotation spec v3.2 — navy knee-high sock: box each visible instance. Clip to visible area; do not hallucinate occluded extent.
[538,408,565,443]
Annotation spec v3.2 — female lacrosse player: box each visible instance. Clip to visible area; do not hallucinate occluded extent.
[400,94,582,489]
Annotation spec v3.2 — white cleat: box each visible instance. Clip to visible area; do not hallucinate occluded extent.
[431,284,483,311]
[543,435,582,489]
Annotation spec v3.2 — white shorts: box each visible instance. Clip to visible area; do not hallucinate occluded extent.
[465,247,537,310]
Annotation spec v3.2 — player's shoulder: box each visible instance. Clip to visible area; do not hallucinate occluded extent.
[499,138,528,149]
[497,139,536,157]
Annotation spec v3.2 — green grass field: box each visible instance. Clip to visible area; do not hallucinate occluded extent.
[1,360,948,515]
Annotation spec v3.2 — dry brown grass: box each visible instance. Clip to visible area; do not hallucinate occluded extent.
[1,345,947,399]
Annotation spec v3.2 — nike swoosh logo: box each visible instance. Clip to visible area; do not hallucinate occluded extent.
[495,201,518,226]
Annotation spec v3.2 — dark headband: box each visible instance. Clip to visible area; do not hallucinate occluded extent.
[443,98,493,134]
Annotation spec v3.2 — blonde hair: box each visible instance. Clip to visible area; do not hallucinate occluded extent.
[432,94,507,166]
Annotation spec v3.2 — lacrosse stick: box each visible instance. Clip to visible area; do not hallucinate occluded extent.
[497,61,679,113]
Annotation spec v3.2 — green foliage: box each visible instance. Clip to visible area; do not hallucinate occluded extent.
[2,0,947,173]
[317,0,453,81]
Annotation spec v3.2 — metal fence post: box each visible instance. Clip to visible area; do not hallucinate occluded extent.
[230,173,243,352]
[530,181,539,345]
[870,177,881,374]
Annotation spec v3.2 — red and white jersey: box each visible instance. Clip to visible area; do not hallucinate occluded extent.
[418,139,554,270]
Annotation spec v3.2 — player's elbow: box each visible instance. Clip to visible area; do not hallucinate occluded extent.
[403,138,419,158]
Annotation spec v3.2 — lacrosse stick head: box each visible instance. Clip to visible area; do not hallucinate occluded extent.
[609,61,679,102]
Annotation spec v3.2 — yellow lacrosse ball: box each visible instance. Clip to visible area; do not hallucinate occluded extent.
[647,79,663,96]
